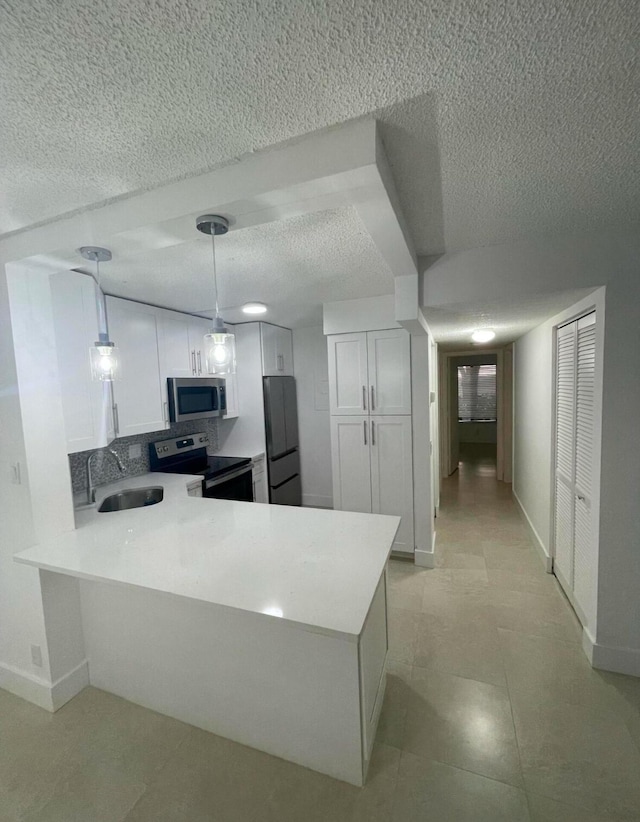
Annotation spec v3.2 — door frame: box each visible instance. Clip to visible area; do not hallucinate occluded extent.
[438,347,513,482]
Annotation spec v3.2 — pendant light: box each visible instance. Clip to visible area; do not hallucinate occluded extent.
[196,214,236,375]
[79,246,121,382]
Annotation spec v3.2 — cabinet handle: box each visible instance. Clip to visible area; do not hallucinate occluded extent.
[371,420,376,446]
[363,419,368,445]
[163,401,169,424]
[362,385,367,410]
[577,494,585,502]
[370,385,375,410]
[191,350,197,375]
[277,353,284,372]
[197,351,202,375]
[113,403,120,435]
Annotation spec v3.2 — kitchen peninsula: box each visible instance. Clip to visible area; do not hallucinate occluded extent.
[15,473,399,786]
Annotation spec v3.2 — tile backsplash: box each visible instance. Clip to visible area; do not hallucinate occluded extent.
[69,419,220,496]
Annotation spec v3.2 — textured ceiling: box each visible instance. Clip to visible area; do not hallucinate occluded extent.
[424,288,596,348]
[2,0,639,254]
[67,208,392,328]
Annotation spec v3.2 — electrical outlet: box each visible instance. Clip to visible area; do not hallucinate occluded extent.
[128,443,142,460]
[30,644,43,667]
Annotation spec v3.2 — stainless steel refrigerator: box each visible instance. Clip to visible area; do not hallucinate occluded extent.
[263,376,301,505]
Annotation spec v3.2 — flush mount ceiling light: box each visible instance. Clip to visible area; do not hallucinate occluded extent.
[79,246,121,382]
[471,329,496,343]
[196,214,236,376]
[241,302,268,315]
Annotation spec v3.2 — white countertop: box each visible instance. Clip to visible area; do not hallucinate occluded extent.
[15,472,399,640]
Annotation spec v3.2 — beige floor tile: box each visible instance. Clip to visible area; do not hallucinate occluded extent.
[498,629,606,707]
[527,792,627,822]
[22,756,146,822]
[124,728,284,821]
[487,568,558,595]
[436,547,487,570]
[387,607,417,665]
[489,588,583,644]
[392,752,530,822]
[265,742,400,822]
[482,544,545,574]
[413,610,506,687]
[400,667,523,787]
[511,689,640,821]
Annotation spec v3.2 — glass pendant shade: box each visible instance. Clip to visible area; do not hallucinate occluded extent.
[90,338,121,382]
[203,317,236,376]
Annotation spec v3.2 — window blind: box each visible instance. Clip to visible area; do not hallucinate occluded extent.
[458,365,497,421]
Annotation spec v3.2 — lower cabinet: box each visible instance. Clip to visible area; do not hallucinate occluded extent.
[252,455,268,503]
[331,415,414,552]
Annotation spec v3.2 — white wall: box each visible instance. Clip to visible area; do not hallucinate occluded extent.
[292,326,332,509]
[424,233,640,674]
[0,266,54,705]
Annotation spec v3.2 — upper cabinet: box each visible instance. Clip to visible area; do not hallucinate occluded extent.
[106,297,168,437]
[261,323,294,376]
[50,271,115,453]
[328,329,411,416]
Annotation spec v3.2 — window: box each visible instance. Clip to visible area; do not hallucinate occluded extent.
[458,364,497,421]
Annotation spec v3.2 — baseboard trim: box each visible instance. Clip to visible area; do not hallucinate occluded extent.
[0,658,89,712]
[302,494,333,509]
[582,630,640,677]
[414,547,435,568]
[51,659,90,710]
[512,489,552,573]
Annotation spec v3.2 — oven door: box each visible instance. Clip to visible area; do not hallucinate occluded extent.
[203,465,253,502]
[168,378,226,423]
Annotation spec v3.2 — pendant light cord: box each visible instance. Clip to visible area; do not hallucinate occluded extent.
[211,231,220,318]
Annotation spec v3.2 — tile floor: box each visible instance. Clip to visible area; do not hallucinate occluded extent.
[2,443,639,821]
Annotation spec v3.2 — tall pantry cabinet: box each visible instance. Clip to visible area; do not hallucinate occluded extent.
[328,329,414,554]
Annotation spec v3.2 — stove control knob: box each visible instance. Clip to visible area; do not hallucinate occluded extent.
[199,436,207,443]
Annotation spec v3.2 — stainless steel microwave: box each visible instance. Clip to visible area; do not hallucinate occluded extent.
[167,378,226,423]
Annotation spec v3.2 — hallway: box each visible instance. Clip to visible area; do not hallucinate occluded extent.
[383,443,640,820]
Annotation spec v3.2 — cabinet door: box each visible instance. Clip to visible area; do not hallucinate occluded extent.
[553,321,576,589]
[50,271,114,453]
[370,416,414,552]
[276,326,294,375]
[328,333,369,416]
[260,323,293,376]
[330,416,372,513]
[106,297,168,437]
[367,329,411,415]
[157,309,194,379]
[188,317,211,376]
[252,457,268,503]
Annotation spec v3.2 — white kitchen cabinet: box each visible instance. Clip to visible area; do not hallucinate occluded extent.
[252,454,268,503]
[157,309,193,379]
[330,416,372,513]
[367,329,411,415]
[261,323,294,376]
[369,416,414,552]
[106,297,168,437]
[328,329,411,416]
[50,271,115,453]
[328,333,369,415]
[331,415,414,553]
[188,316,211,376]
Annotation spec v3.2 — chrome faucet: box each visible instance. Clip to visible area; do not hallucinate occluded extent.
[86,448,125,504]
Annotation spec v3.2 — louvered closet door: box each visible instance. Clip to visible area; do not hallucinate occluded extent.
[572,313,596,615]
[554,322,576,589]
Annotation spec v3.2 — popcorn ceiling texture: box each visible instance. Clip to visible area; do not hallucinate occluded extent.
[68,418,219,496]
[1,1,639,253]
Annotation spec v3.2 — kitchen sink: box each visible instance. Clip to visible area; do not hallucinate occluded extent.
[98,486,164,512]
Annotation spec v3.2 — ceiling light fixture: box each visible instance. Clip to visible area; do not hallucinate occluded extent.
[471,329,496,344]
[79,246,121,382]
[241,302,268,315]
[196,214,236,376]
